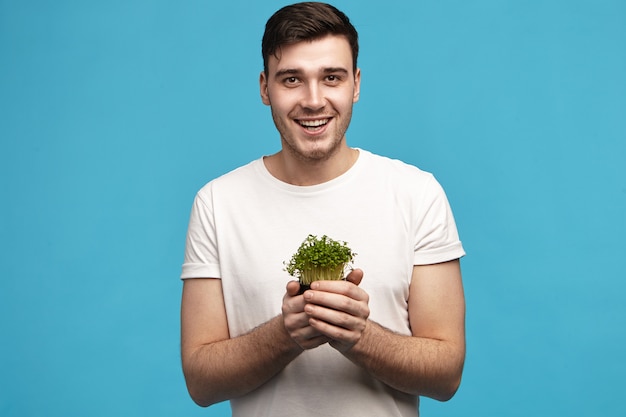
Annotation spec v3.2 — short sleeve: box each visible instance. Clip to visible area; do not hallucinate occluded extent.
[180,188,222,279]
[413,176,465,265]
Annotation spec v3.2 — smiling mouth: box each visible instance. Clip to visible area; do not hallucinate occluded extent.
[297,118,330,131]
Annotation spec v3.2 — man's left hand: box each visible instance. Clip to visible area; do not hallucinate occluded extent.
[302,268,370,353]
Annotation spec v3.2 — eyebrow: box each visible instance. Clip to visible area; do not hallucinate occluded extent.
[273,67,350,80]
[274,68,300,80]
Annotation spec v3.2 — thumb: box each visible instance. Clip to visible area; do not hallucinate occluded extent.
[345,268,364,286]
[286,280,302,296]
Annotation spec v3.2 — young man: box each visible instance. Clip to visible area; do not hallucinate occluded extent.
[180,3,466,416]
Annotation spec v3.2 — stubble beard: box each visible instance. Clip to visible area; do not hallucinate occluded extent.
[272,106,353,164]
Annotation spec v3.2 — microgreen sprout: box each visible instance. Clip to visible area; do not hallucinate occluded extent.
[284,234,356,285]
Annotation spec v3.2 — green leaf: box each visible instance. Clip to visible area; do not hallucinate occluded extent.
[284,234,356,285]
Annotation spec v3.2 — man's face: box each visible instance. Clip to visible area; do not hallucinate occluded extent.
[260,35,361,162]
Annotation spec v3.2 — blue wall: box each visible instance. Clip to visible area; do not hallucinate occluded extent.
[1,1,624,415]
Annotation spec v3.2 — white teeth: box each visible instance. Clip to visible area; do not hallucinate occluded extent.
[299,119,329,127]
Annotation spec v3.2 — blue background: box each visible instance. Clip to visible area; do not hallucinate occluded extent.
[1,0,624,416]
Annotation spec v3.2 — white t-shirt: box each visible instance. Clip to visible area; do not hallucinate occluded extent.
[181,149,465,416]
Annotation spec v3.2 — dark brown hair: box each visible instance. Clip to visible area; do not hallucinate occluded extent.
[262,2,359,75]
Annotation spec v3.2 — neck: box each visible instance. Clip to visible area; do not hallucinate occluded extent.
[264,145,359,186]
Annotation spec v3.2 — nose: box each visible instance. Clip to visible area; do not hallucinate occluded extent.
[301,81,325,111]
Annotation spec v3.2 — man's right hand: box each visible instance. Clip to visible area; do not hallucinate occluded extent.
[282,280,331,350]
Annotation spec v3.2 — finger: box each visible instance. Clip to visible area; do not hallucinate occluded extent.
[294,333,330,350]
[283,310,312,329]
[285,280,301,297]
[308,316,363,352]
[304,292,370,325]
[282,290,306,315]
[305,301,368,329]
[345,268,364,286]
[309,280,369,304]
[284,311,330,350]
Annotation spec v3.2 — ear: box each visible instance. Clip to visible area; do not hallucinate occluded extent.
[353,68,361,103]
[259,71,270,106]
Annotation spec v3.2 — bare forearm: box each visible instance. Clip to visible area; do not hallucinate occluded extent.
[343,320,465,401]
[183,316,302,407]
